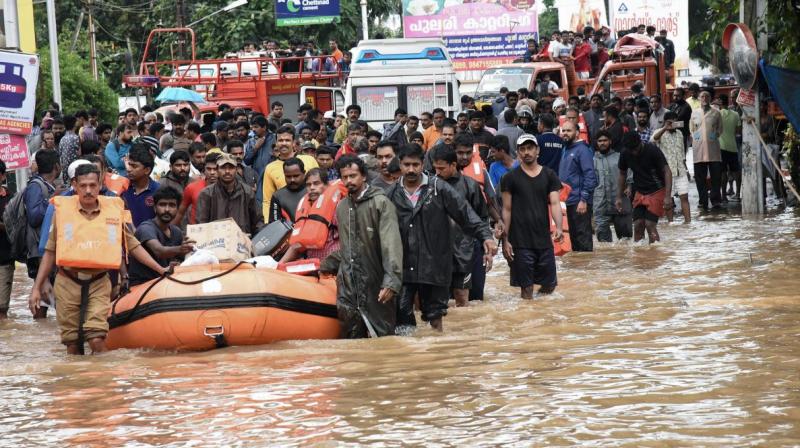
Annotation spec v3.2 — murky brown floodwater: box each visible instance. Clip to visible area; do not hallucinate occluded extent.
[2,205,800,446]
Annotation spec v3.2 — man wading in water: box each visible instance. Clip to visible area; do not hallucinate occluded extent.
[501,134,564,298]
[320,155,403,338]
[28,164,167,354]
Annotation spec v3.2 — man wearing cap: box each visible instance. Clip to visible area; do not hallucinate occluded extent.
[196,153,264,235]
[501,133,563,298]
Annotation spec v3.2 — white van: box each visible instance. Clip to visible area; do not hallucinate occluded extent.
[301,38,461,129]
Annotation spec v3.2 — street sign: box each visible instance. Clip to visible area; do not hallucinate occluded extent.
[275,0,340,26]
[0,134,30,170]
[736,88,756,107]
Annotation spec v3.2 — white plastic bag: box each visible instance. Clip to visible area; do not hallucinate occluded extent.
[181,249,220,267]
[245,255,279,269]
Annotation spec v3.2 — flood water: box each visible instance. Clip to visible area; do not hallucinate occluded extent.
[2,206,800,446]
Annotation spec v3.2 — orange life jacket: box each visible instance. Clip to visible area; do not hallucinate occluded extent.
[549,183,572,256]
[558,115,589,142]
[53,195,129,269]
[462,144,488,188]
[105,172,130,196]
[289,181,347,250]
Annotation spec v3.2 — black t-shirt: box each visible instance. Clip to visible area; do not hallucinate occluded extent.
[0,187,12,265]
[500,165,562,249]
[129,219,184,286]
[618,142,668,195]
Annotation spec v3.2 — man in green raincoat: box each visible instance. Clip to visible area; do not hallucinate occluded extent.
[321,155,403,338]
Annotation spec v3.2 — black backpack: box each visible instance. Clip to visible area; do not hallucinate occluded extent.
[2,177,47,262]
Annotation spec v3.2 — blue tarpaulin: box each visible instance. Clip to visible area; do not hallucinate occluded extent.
[760,60,800,131]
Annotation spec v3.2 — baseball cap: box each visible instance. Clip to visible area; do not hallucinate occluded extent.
[216,153,237,167]
[213,121,229,132]
[323,110,335,120]
[552,97,566,110]
[300,141,316,150]
[68,159,93,179]
[516,134,539,146]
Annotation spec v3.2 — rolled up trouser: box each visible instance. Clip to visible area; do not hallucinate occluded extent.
[54,271,111,346]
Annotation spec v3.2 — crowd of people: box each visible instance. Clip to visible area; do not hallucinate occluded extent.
[1,33,785,352]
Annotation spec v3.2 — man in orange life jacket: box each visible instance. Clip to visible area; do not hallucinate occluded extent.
[28,164,168,355]
[279,168,343,263]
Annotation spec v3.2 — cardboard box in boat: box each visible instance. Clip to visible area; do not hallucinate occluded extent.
[186,218,252,263]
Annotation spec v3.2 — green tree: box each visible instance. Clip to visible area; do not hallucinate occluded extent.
[538,0,558,40]
[37,47,119,122]
[690,0,800,69]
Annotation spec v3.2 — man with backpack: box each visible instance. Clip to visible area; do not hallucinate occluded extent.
[22,151,62,317]
[0,160,13,318]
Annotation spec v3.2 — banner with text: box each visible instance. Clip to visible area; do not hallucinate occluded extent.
[608,0,689,71]
[556,0,608,34]
[276,0,340,26]
[0,134,30,170]
[0,50,39,135]
[402,0,538,76]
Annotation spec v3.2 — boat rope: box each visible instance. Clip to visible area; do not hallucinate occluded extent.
[110,261,253,323]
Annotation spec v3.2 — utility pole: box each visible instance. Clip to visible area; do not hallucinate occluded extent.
[739,0,766,214]
[46,0,62,106]
[360,0,369,42]
[88,0,98,80]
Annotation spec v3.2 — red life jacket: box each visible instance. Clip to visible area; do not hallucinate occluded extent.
[289,181,347,250]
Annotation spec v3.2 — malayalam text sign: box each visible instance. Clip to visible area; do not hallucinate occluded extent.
[608,0,689,71]
[403,0,538,73]
[0,134,30,170]
[276,0,340,26]
[0,51,39,135]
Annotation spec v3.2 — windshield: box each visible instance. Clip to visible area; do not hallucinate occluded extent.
[475,67,533,99]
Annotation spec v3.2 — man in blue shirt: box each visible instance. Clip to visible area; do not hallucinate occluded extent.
[104,123,135,176]
[488,135,519,187]
[558,120,598,252]
[121,143,160,228]
[536,113,564,172]
[244,115,276,205]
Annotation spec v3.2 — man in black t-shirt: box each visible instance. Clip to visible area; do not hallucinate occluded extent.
[616,132,672,244]
[500,134,564,298]
[128,186,194,286]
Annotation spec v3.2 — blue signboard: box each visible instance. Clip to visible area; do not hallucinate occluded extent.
[275,0,340,26]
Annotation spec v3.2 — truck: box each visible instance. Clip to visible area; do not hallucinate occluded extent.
[301,38,461,129]
[123,28,344,118]
[474,34,670,107]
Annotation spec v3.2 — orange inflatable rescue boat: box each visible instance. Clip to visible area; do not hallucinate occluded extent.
[106,262,340,351]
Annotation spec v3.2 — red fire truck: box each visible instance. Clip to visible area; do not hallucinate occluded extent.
[123,28,345,117]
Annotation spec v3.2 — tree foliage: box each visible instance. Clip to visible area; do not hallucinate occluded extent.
[690,0,800,70]
[31,0,399,96]
[36,47,119,122]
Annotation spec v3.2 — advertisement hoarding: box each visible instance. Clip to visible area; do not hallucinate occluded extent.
[556,0,608,34]
[275,0,340,26]
[608,0,689,72]
[402,0,538,79]
[0,50,39,135]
